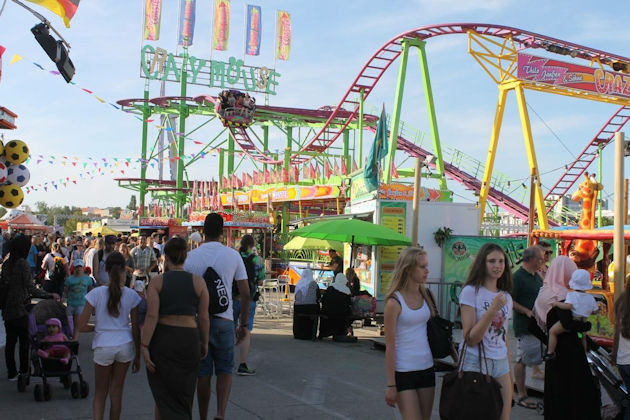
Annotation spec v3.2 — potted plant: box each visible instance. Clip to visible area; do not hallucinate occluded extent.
[433,227,453,248]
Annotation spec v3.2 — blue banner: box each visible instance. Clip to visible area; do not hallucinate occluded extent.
[245,5,261,56]
[178,0,196,47]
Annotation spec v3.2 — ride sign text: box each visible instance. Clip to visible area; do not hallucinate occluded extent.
[140,45,280,95]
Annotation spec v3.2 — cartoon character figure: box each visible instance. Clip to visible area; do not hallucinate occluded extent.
[570,173,603,269]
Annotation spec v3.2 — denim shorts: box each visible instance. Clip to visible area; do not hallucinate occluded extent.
[66,304,85,316]
[461,350,510,378]
[93,341,135,366]
[233,299,257,332]
[198,317,234,377]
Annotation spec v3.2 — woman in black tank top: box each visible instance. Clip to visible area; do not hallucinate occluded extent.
[141,237,209,419]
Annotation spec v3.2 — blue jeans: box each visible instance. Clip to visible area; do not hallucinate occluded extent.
[198,317,234,377]
[618,364,630,420]
[233,299,256,331]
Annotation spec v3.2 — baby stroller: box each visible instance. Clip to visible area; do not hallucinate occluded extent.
[587,341,630,419]
[18,299,89,401]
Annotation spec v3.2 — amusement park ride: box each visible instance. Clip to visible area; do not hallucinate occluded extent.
[116,23,630,235]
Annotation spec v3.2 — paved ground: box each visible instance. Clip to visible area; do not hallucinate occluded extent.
[0,315,543,419]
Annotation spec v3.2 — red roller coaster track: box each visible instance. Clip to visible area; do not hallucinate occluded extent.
[291,23,629,161]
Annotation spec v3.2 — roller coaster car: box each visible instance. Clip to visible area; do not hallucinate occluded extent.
[216,90,256,128]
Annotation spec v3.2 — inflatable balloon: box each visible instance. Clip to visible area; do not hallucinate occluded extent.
[4,140,29,164]
[7,164,29,186]
[0,183,24,208]
[0,161,8,184]
[0,140,5,157]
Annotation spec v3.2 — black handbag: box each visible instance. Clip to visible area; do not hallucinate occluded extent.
[425,290,454,359]
[439,340,503,420]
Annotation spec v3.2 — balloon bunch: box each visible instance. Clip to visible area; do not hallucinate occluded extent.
[0,139,30,208]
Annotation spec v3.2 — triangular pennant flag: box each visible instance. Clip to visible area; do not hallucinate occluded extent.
[10,54,22,64]
[391,161,399,179]
[341,159,348,175]
[324,161,332,179]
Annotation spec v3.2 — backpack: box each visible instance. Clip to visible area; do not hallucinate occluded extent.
[233,254,259,301]
[47,257,66,294]
[203,266,229,315]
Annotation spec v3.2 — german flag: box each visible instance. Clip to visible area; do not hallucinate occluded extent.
[25,0,80,28]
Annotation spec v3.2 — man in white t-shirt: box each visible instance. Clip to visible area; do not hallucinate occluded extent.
[184,213,249,420]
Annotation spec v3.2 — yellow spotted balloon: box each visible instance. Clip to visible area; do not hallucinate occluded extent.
[0,183,24,208]
[4,140,29,165]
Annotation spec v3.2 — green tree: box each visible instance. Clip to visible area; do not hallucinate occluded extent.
[127,195,137,211]
[64,218,81,235]
[35,201,50,214]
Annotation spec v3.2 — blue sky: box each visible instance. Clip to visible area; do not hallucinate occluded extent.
[0,0,629,210]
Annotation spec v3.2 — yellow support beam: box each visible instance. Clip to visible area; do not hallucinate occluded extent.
[478,86,509,222]
[514,82,549,230]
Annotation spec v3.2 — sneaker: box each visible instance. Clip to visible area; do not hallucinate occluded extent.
[236,363,256,376]
[8,375,17,382]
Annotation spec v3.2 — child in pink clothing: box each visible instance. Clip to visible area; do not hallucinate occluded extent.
[37,318,71,364]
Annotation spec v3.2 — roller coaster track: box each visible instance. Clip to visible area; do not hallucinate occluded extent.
[188,23,630,167]
[118,24,629,222]
[289,23,629,163]
[365,126,541,225]
[545,105,630,213]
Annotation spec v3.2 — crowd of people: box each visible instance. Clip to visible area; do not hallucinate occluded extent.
[3,219,629,419]
[1,213,266,420]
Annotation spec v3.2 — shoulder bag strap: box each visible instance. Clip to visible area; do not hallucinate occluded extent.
[456,335,469,373]
[478,338,492,378]
[425,287,439,318]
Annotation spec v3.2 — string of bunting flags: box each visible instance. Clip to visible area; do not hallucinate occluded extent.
[0,45,237,150]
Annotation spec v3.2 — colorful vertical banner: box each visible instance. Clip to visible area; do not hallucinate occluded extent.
[0,46,5,85]
[275,10,291,61]
[178,0,196,47]
[143,0,162,41]
[213,0,230,51]
[244,5,261,56]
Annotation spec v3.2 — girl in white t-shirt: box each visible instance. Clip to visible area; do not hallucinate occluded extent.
[384,247,435,420]
[459,243,514,420]
[74,251,141,420]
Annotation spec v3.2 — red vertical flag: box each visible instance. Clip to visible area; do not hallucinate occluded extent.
[333,160,340,176]
[341,159,348,175]
[324,161,331,179]
[391,161,399,179]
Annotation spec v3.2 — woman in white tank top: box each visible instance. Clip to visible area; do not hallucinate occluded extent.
[384,247,435,420]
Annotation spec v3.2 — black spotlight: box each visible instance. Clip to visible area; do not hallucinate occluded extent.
[31,23,75,82]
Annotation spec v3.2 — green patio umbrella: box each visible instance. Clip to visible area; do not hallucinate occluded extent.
[289,218,411,247]
[283,236,344,251]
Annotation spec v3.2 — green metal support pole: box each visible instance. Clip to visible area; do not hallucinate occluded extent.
[218,148,225,191]
[263,125,269,172]
[417,40,448,192]
[358,89,364,169]
[598,145,603,227]
[227,136,235,175]
[285,127,292,184]
[383,39,410,184]
[139,80,150,220]
[342,130,350,174]
[176,47,189,218]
